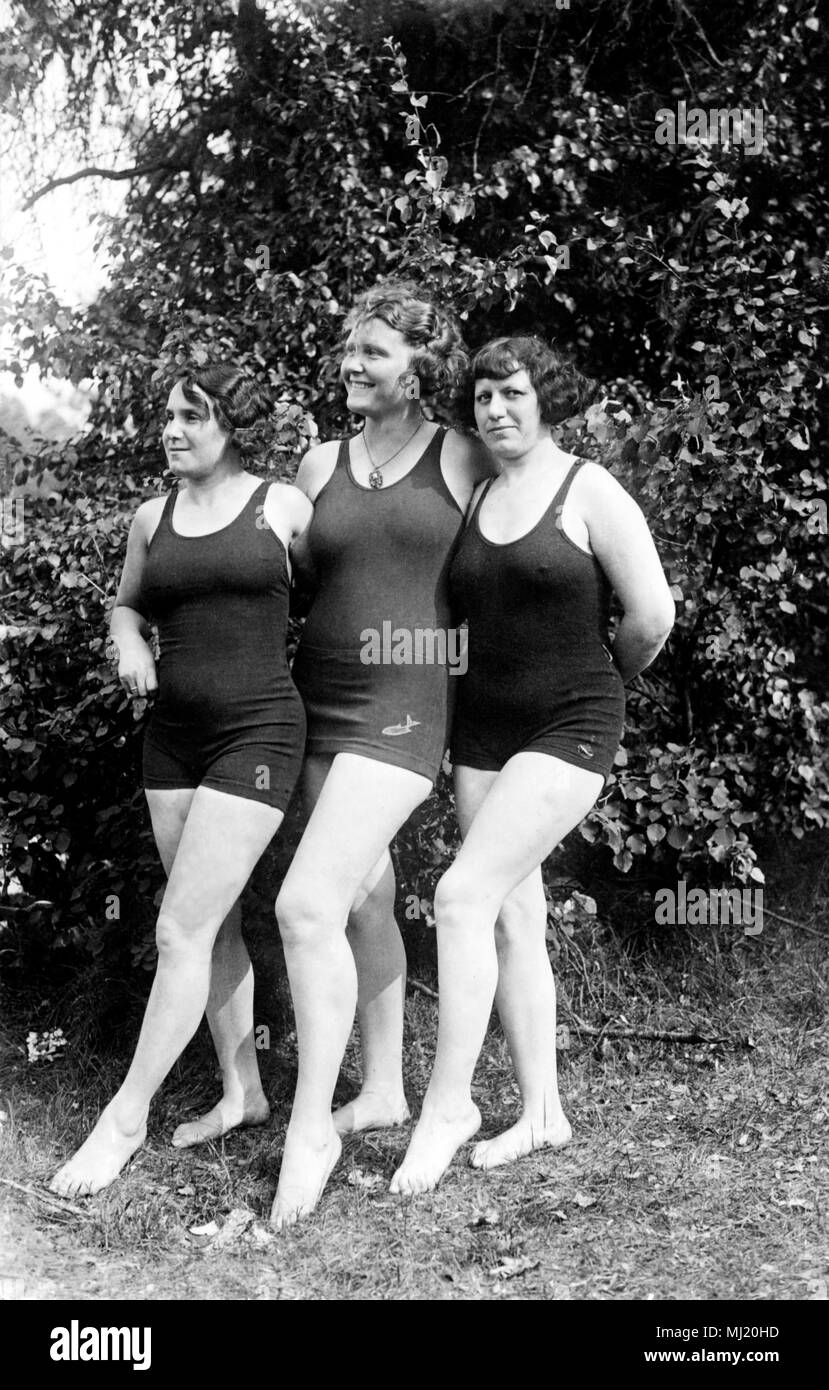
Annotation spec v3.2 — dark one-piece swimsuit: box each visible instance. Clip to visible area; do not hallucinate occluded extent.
[138,479,306,810]
[449,458,625,782]
[292,426,464,783]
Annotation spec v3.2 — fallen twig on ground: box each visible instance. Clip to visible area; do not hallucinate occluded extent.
[763,907,826,938]
[0,1176,92,1219]
[565,1012,728,1045]
[408,981,730,1044]
[409,977,438,999]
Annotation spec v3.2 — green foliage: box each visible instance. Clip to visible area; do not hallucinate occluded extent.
[1,0,827,979]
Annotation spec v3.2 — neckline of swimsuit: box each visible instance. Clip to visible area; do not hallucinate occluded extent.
[167,477,269,540]
[344,425,445,494]
[474,457,584,550]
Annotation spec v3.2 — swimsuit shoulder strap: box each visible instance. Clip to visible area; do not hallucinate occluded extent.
[418,426,467,519]
[467,476,494,526]
[246,477,270,508]
[420,424,447,473]
[157,483,179,533]
[551,457,585,520]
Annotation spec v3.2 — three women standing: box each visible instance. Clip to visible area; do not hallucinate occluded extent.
[52,306,673,1220]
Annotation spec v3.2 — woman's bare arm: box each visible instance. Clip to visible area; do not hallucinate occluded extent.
[578,464,675,682]
[110,502,161,697]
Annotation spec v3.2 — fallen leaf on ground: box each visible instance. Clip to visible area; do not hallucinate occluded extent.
[189,1220,220,1237]
[470,1207,501,1227]
[491,1255,540,1279]
[346,1168,384,1190]
[214,1207,255,1245]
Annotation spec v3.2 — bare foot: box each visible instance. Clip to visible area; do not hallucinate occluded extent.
[49,1103,147,1198]
[389,1104,481,1195]
[333,1089,410,1137]
[470,1112,572,1171]
[269,1124,342,1230]
[171,1093,270,1149]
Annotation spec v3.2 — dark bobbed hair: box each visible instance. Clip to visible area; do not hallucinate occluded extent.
[175,362,275,467]
[345,280,468,419]
[466,336,596,428]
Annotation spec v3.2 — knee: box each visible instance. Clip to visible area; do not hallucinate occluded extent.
[434,867,487,930]
[275,884,334,950]
[155,909,218,961]
[494,894,542,947]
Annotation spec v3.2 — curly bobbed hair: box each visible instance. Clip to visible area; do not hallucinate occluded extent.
[465,336,597,429]
[345,280,468,419]
[175,363,276,467]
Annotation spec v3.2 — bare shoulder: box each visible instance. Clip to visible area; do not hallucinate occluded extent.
[132,494,167,544]
[572,459,638,513]
[264,480,313,534]
[441,428,493,484]
[295,440,341,502]
[440,430,494,514]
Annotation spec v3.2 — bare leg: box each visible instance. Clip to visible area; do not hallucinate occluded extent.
[452,775,570,1168]
[49,789,282,1197]
[171,904,270,1147]
[473,875,570,1167]
[140,791,269,1149]
[335,852,410,1134]
[271,754,430,1228]
[390,754,602,1195]
[296,757,409,1137]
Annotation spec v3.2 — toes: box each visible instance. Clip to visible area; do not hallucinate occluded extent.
[390,1170,431,1196]
[50,1171,80,1198]
[171,1126,211,1149]
[469,1140,501,1170]
[271,1204,303,1231]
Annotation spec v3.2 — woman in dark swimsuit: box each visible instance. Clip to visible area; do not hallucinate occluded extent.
[50,364,311,1196]
[392,337,675,1193]
[271,282,489,1227]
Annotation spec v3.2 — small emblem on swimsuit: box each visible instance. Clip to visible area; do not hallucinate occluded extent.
[577,743,594,758]
[382,714,422,737]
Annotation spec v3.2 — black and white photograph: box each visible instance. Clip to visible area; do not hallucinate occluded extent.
[0,0,826,1330]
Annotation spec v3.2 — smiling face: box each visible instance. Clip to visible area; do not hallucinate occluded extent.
[162,381,233,478]
[340,317,417,418]
[473,368,549,460]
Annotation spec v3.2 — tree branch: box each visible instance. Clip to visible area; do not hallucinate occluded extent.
[0,1176,92,1219]
[762,907,825,939]
[674,0,725,69]
[472,32,503,179]
[516,16,546,109]
[566,1011,728,1045]
[409,977,438,999]
[23,162,186,209]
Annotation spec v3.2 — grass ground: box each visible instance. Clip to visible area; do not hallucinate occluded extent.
[1,837,826,1302]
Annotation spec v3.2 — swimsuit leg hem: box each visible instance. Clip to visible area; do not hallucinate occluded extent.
[198,773,297,812]
[303,735,438,784]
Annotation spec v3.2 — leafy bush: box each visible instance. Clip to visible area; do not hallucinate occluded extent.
[1,0,826,982]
